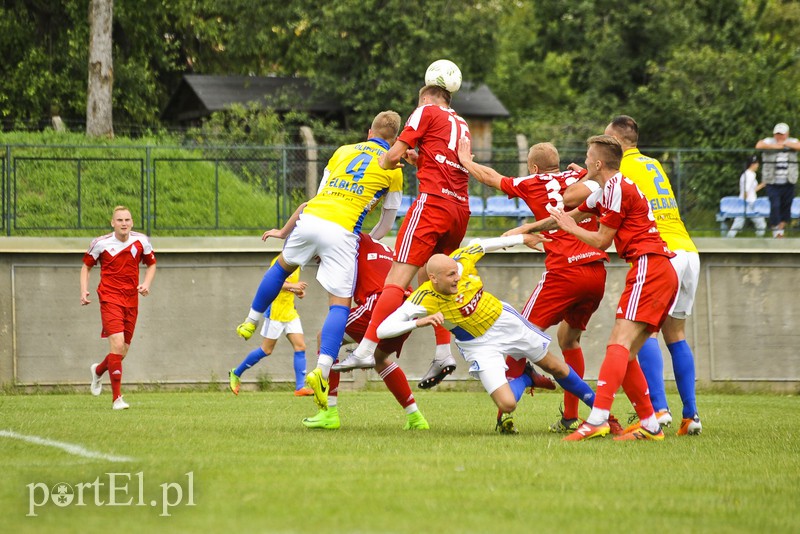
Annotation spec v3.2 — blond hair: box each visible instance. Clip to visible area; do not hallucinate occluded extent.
[587,135,623,170]
[419,85,452,106]
[527,142,560,172]
[371,111,402,142]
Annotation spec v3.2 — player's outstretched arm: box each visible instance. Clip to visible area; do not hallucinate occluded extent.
[80,264,92,305]
[457,138,503,189]
[379,140,411,170]
[376,301,433,339]
[263,202,307,241]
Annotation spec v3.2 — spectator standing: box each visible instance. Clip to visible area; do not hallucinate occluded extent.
[756,123,800,238]
[727,155,767,238]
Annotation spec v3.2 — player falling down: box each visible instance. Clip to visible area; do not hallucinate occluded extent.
[233,111,404,412]
[374,235,612,434]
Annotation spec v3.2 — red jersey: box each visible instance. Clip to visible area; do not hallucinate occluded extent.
[83,231,156,307]
[500,170,608,270]
[399,104,470,207]
[579,173,674,262]
[354,233,394,306]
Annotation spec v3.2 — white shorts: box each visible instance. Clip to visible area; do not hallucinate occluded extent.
[455,304,551,395]
[282,213,358,298]
[260,317,304,340]
[668,250,700,319]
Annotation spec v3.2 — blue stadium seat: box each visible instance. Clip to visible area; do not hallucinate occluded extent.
[717,196,745,220]
[754,197,771,218]
[469,196,484,216]
[484,196,519,217]
[792,197,800,219]
[518,201,534,218]
[396,195,413,217]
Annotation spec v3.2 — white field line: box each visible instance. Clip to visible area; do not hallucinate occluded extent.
[0,429,136,463]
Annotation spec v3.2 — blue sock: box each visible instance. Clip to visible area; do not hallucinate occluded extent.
[251,262,292,313]
[508,373,533,402]
[555,367,596,408]
[234,347,268,377]
[293,350,306,390]
[319,305,350,358]
[668,340,698,418]
[637,337,668,412]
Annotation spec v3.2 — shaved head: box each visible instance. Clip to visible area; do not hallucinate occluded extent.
[426,254,460,295]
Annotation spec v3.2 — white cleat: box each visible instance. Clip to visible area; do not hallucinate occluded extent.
[418,355,457,389]
[331,352,376,372]
[112,396,130,410]
[656,409,673,427]
[90,363,103,396]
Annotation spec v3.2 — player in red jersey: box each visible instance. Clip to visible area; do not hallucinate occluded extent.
[333,84,472,386]
[81,206,156,410]
[458,138,612,433]
[303,232,427,430]
[509,135,678,441]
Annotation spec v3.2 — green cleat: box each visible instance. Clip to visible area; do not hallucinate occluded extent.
[302,407,340,429]
[236,321,256,340]
[403,410,430,430]
[304,368,329,410]
[496,414,519,435]
[549,417,580,433]
[228,368,241,395]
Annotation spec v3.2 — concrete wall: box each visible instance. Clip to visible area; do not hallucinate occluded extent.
[1,236,798,391]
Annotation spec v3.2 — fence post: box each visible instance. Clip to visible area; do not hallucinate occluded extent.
[4,145,10,235]
[300,126,318,200]
[516,134,528,177]
[145,146,152,235]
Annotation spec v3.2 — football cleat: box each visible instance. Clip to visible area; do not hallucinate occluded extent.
[607,414,625,436]
[293,387,314,397]
[563,421,610,441]
[549,417,580,433]
[236,321,256,340]
[417,355,457,389]
[496,414,519,435]
[331,352,375,372]
[112,396,130,410]
[613,425,665,441]
[302,407,340,430]
[90,363,103,396]
[403,410,430,430]
[677,415,702,436]
[228,368,240,396]
[656,409,673,427]
[524,361,557,391]
[304,368,329,410]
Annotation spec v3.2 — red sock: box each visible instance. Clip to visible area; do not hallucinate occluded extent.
[329,370,340,400]
[622,358,655,420]
[504,356,526,379]
[433,324,451,345]
[593,344,629,411]
[562,348,585,420]
[96,354,110,376]
[379,362,415,409]
[107,353,123,400]
[363,285,406,343]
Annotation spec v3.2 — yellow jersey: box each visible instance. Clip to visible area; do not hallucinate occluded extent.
[407,243,503,341]
[303,138,403,233]
[268,256,301,323]
[620,148,697,252]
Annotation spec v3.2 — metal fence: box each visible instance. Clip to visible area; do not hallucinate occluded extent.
[0,143,788,237]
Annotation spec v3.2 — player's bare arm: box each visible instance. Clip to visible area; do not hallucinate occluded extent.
[137,263,156,297]
[379,139,412,170]
[263,202,307,241]
[80,264,92,305]
[457,138,503,189]
[416,312,445,329]
[546,205,616,250]
[503,217,557,236]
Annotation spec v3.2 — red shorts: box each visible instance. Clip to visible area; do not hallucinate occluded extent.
[346,297,410,356]
[522,262,606,330]
[100,301,138,345]
[394,193,470,267]
[617,254,678,332]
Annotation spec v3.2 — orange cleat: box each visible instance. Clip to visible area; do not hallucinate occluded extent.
[563,421,610,441]
[613,426,665,441]
[293,387,314,397]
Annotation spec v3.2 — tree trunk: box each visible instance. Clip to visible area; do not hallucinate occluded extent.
[86,0,114,138]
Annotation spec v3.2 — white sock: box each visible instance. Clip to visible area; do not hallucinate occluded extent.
[328,397,338,408]
[435,343,452,360]
[317,354,334,379]
[247,308,263,323]
[354,339,378,359]
[404,403,418,415]
[640,414,661,433]
[586,407,609,426]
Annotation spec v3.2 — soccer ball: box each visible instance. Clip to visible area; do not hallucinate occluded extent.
[425,59,462,93]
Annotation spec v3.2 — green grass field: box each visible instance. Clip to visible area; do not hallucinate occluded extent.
[1,389,798,534]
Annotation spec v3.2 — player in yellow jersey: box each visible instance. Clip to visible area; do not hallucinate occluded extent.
[605,115,701,436]
[234,111,404,411]
[376,235,601,434]
[229,256,311,396]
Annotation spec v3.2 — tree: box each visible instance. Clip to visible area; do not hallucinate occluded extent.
[86,0,114,137]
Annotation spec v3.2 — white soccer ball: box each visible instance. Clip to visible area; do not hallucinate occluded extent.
[425,59,462,93]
